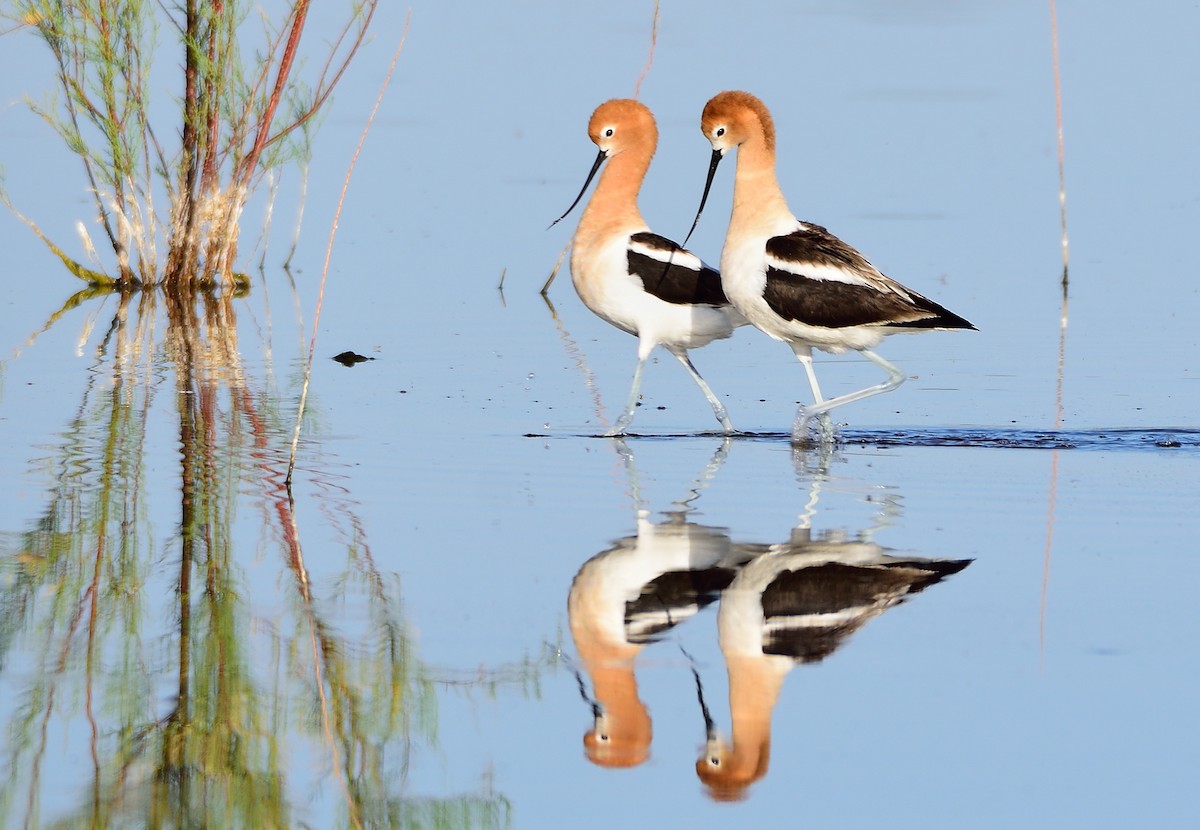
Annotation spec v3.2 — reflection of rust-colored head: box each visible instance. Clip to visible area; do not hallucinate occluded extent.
[584,709,652,768]
[695,735,770,801]
[693,653,783,802]
[570,617,652,768]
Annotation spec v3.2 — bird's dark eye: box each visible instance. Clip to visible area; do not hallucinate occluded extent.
[709,756,720,766]
[605,128,614,138]
[716,127,725,138]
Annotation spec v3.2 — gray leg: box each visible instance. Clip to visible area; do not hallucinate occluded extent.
[607,352,649,436]
[804,349,906,421]
[668,347,735,434]
[791,345,825,443]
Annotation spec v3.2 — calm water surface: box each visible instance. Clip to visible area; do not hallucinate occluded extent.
[1,2,1197,828]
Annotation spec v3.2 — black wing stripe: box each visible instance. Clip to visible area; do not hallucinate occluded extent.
[764,273,928,328]
[628,231,728,306]
[766,224,876,274]
[882,294,976,330]
[763,227,975,330]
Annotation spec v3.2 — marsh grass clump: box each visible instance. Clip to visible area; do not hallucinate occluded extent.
[3,0,377,290]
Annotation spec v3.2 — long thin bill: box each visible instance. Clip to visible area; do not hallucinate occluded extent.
[682,148,724,247]
[547,148,607,230]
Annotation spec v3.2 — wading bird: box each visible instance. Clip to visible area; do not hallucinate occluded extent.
[551,99,746,435]
[684,90,975,442]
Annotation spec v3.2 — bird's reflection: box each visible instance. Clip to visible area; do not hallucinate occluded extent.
[697,525,969,800]
[567,438,750,767]
[566,440,971,800]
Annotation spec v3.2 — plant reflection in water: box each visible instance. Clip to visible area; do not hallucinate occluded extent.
[566,440,971,801]
[0,285,536,829]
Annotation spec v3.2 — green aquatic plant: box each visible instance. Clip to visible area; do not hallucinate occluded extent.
[2,0,377,289]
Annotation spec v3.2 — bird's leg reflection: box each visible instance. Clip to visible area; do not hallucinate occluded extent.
[817,413,837,443]
[610,437,647,515]
[669,436,732,513]
[790,433,837,476]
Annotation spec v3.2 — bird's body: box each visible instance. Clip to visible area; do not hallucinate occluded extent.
[552,99,745,435]
[568,514,742,652]
[571,231,735,350]
[687,90,975,441]
[717,532,970,667]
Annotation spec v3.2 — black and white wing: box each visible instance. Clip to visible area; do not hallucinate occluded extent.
[762,224,975,330]
[628,231,729,307]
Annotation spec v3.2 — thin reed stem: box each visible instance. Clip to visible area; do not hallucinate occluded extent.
[286,12,412,488]
[540,240,570,295]
[633,0,660,100]
[1050,0,1069,283]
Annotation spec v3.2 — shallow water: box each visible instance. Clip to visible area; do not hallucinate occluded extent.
[1,1,1198,828]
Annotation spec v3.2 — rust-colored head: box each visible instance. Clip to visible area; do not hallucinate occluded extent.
[549,98,659,230]
[682,90,779,246]
[587,98,659,159]
[699,90,776,154]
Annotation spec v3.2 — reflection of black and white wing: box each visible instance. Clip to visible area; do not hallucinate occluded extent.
[625,566,738,644]
[763,225,976,330]
[628,232,728,306]
[571,518,754,647]
[759,556,970,661]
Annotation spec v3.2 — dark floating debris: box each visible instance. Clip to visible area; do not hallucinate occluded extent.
[333,351,374,367]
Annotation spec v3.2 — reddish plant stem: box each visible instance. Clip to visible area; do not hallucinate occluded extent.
[200,2,224,202]
[235,1,311,195]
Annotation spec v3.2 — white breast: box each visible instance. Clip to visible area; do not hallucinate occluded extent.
[573,234,742,350]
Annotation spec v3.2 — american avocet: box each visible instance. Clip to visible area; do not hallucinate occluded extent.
[568,510,748,767]
[697,531,970,800]
[550,99,746,435]
[684,90,975,442]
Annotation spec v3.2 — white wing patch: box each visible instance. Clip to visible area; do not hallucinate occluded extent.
[766,249,920,304]
[629,236,705,273]
[766,256,872,287]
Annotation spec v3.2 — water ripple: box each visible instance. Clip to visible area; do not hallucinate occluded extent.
[841,427,1200,451]
[528,427,1200,452]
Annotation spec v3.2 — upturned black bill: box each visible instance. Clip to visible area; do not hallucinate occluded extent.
[682,148,724,247]
[548,148,608,230]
